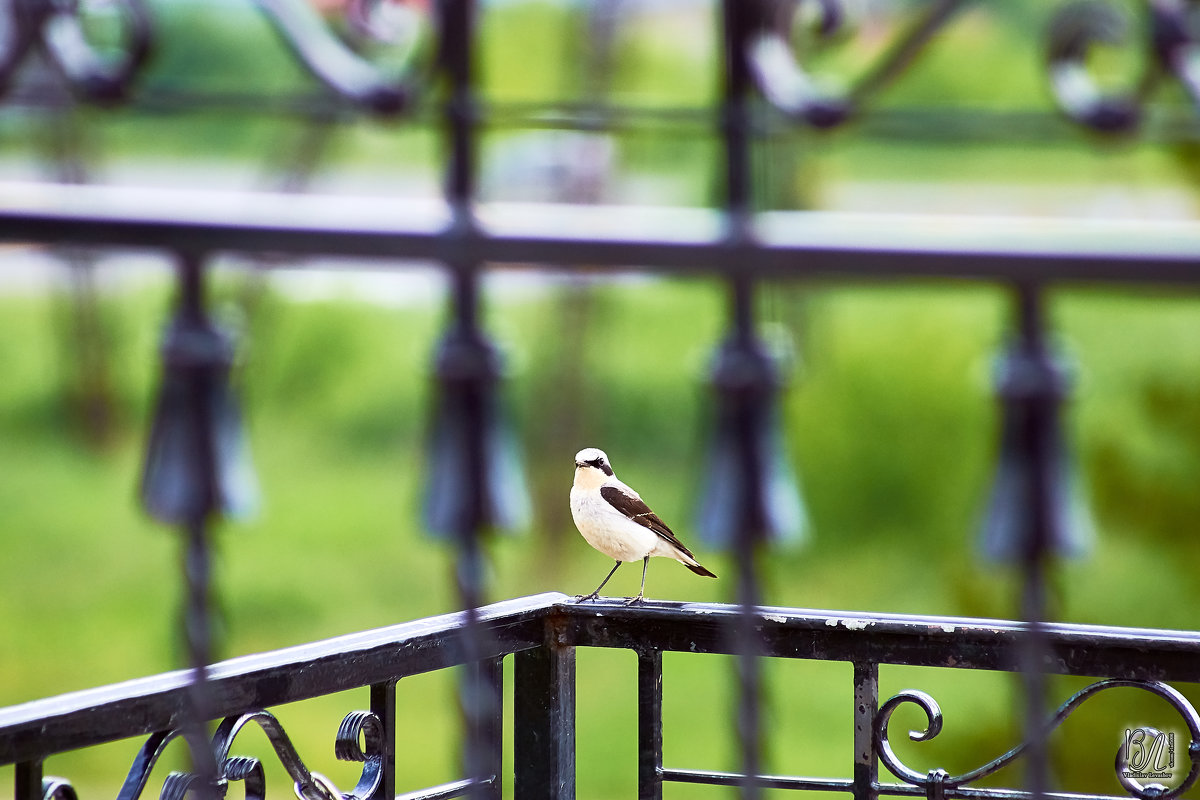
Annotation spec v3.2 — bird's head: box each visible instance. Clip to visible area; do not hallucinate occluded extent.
[574,447,614,478]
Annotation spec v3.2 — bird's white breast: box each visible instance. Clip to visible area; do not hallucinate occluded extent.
[570,483,659,562]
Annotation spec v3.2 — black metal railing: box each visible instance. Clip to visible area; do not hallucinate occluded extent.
[4,594,1200,800]
[2,1,1200,800]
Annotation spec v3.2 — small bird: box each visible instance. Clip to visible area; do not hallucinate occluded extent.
[570,447,717,604]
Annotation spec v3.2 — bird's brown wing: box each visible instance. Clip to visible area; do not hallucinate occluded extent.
[600,485,698,559]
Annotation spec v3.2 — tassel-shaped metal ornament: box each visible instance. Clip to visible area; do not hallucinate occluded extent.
[979,337,1091,563]
[422,322,530,540]
[696,332,807,551]
[140,269,258,525]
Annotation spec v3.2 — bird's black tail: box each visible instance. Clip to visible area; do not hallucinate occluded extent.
[686,562,717,579]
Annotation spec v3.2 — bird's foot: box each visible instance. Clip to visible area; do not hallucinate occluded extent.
[576,592,601,603]
[623,594,645,606]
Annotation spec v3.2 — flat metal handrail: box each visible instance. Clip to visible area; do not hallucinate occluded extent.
[0,593,553,768]
[556,598,1200,681]
[0,183,1199,285]
[6,592,1200,793]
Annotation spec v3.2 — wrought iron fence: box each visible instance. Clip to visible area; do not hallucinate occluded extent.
[5,595,1200,800]
[1,1,1200,800]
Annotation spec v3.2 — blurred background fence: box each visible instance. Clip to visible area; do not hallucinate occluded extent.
[1,0,1200,798]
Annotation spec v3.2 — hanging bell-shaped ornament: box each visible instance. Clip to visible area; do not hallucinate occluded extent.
[423,322,530,540]
[140,275,258,525]
[979,339,1091,562]
[696,332,807,551]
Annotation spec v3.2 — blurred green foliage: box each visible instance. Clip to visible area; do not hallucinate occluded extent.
[2,278,1199,798]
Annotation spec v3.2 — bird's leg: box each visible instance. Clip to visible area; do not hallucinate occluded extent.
[578,560,622,602]
[623,557,649,605]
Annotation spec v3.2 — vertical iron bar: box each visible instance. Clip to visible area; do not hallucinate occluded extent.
[369,681,397,800]
[178,255,220,794]
[179,257,204,322]
[723,0,755,341]
[722,4,765,798]
[455,513,494,800]
[731,277,754,344]
[1015,281,1050,800]
[513,638,576,800]
[637,649,664,800]
[439,0,481,353]
[472,657,504,800]
[437,3,503,798]
[453,270,480,336]
[1016,282,1043,352]
[1021,557,1049,800]
[438,0,482,524]
[441,0,476,218]
[721,0,752,222]
[852,662,879,800]
[15,760,42,800]
[734,553,763,800]
[182,516,216,773]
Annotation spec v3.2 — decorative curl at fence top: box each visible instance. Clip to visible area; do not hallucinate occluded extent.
[747,0,1200,134]
[8,0,1200,134]
[877,681,1200,800]
[0,0,426,113]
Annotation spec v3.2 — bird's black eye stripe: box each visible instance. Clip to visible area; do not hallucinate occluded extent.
[574,455,614,476]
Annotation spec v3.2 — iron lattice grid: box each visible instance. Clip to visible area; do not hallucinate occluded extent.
[2,1,1200,800]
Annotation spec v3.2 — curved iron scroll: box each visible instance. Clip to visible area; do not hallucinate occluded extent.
[77,707,386,800]
[1046,0,1200,133]
[744,0,967,128]
[876,679,1200,799]
[0,0,428,112]
[0,0,152,103]
[41,777,79,800]
[210,708,385,800]
[254,0,427,115]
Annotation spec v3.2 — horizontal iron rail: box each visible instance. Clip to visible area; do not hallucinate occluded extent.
[554,598,1200,681]
[6,594,1200,768]
[6,84,1200,143]
[663,767,851,791]
[873,786,1138,800]
[394,777,489,800]
[664,769,1130,800]
[0,593,555,767]
[0,183,1199,285]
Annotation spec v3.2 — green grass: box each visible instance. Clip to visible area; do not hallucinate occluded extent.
[1,277,1199,798]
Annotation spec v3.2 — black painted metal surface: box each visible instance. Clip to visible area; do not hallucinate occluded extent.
[1,185,1200,284]
[554,598,1200,681]
[0,594,553,767]
[5,595,1200,799]
[513,627,576,800]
